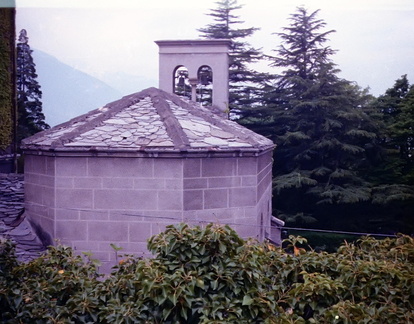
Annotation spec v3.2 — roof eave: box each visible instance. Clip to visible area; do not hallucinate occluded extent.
[22,144,275,158]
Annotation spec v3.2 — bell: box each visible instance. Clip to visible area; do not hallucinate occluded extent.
[200,73,210,86]
[177,76,185,87]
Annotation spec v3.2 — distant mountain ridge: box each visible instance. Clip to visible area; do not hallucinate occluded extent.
[98,71,157,96]
[32,50,123,127]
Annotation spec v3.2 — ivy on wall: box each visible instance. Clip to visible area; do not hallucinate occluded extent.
[0,8,14,151]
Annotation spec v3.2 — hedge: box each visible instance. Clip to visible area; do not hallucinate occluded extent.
[1,223,413,323]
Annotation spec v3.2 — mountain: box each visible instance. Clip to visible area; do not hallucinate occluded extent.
[32,50,123,127]
[98,71,157,96]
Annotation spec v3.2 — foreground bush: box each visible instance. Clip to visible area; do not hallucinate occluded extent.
[1,224,413,323]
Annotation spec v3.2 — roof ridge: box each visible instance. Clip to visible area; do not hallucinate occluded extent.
[151,89,191,151]
[48,88,156,149]
[165,92,266,148]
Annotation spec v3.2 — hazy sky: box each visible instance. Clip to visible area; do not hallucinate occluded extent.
[13,0,414,96]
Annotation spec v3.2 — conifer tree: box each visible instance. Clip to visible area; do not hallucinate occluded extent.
[371,75,414,184]
[198,0,266,110]
[392,85,414,179]
[376,75,409,119]
[16,29,48,143]
[241,7,379,227]
[368,79,414,234]
[367,75,410,184]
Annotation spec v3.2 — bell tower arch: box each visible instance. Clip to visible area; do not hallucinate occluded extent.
[155,39,231,112]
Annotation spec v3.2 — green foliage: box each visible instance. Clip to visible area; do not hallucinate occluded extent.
[1,224,414,323]
[368,74,414,185]
[363,76,414,225]
[387,82,414,182]
[198,0,268,110]
[238,7,412,234]
[145,223,275,322]
[264,7,379,205]
[0,8,14,150]
[0,241,101,323]
[95,223,276,323]
[265,234,414,323]
[16,29,49,144]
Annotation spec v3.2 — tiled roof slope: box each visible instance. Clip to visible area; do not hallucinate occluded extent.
[0,174,46,262]
[22,88,274,153]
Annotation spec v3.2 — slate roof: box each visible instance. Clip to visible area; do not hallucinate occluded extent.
[22,87,274,155]
[0,174,46,262]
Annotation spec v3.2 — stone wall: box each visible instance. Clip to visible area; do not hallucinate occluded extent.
[25,152,274,272]
[182,153,273,240]
[24,154,55,240]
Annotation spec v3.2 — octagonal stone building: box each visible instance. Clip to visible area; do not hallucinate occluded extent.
[21,39,284,271]
[22,87,279,271]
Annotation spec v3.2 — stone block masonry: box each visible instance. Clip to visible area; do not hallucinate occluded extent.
[24,152,274,272]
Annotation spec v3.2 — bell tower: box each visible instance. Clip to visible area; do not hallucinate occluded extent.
[155,39,231,112]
